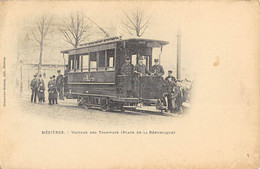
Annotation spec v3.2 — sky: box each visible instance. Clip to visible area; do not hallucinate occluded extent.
[1,1,259,80]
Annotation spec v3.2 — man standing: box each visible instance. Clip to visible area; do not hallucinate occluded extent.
[48,76,54,105]
[52,75,58,104]
[165,70,176,82]
[120,57,134,97]
[134,57,150,76]
[56,70,64,100]
[37,74,45,104]
[165,70,176,113]
[30,74,37,103]
[151,59,164,77]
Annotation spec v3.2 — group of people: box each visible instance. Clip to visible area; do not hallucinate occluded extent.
[162,71,192,113]
[120,56,192,113]
[30,70,64,105]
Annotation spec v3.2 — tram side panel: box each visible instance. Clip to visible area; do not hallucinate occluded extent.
[66,71,117,98]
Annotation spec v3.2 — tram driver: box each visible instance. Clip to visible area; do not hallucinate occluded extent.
[151,59,164,77]
[134,57,150,76]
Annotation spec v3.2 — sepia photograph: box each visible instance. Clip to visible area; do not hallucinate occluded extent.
[0,1,259,169]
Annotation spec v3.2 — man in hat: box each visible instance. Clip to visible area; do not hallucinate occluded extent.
[172,80,182,112]
[165,70,176,82]
[56,70,64,100]
[121,57,134,76]
[52,75,58,104]
[120,57,134,97]
[151,59,164,77]
[37,74,45,103]
[134,57,150,76]
[48,76,54,105]
[165,70,176,113]
[30,74,38,103]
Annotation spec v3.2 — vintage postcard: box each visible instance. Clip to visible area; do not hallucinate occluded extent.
[0,1,259,169]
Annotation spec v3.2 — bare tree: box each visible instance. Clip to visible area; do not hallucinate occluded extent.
[121,8,152,37]
[59,12,91,48]
[32,15,53,74]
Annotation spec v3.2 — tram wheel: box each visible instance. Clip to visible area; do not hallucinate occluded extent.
[83,104,90,109]
[77,97,83,107]
[120,106,125,112]
[101,97,110,112]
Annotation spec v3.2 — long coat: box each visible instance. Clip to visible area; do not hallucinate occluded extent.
[30,78,37,91]
[121,63,134,91]
[151,65,164,77]
[48,80,57,100]
[134,64,150,76]
[37,79,45,100]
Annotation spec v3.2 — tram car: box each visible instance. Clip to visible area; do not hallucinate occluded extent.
[61,37,169,111]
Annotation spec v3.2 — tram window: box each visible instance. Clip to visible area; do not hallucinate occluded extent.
[107,49,115,69]
[90,52,97,71]
[69,55,73,72]
[131,54,137,66]
[82,54,89,72]
[108,57,114,67]
[74,55,80,72]
[98,50,105,68]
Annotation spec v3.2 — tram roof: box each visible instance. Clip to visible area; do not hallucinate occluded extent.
[60,37,169,54]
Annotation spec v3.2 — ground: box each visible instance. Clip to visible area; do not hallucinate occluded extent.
[17,92,186,127]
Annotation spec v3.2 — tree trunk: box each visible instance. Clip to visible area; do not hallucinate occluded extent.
[38,41,43,75]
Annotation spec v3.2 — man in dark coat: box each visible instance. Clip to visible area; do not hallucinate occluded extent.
[37,74,45,104]
[165,70,176,113]
[172,80,182,112]
[134,57,150,76]
[56,70,64,100]
[48,76,54,105]
[120,57,134,97]
[30,74,37,103]
[165,70,176,82]
[52,75,58,104]
[151,59,164,77]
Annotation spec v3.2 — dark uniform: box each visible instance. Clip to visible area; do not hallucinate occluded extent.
[30,75,37,103]
[52,76,58,104]
[165,73,176,113]
[151,64,164,77]
[134,63,150,76]
[48,77,57,105]
[151,59,164,77]
[56,71,64,100]
[121,60,134,97]
[165,75,176,82]
[37,78,45,103]
[172,85,182,111]
[121,62,134,77]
